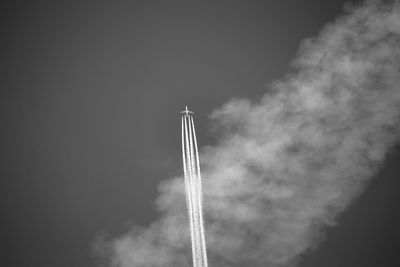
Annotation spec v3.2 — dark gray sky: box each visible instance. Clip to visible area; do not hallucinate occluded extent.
[1,1,399,267]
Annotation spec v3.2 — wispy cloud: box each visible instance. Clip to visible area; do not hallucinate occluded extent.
[95,1,400,266]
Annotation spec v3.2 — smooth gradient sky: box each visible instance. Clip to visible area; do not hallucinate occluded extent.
[1,1,399,267]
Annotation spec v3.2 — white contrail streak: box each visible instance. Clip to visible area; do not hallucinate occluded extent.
[182,117,197,267]
[188,116,202,267]
[187,115,200,263]
[191,116,208,267]
[182,110,208,267]
[184,116,200,267]
[189,118,201,264]
[183,115,199,267]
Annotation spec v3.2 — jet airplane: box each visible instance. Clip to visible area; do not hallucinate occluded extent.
[181,106,194,116]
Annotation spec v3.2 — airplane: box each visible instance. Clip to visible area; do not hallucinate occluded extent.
[180,106,194,116]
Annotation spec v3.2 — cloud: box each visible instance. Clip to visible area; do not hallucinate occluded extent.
[94,1,400,266]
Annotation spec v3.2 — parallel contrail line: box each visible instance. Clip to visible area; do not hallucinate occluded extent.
[184,116,199,267]
[182,117,197,267]
[188,117,202,265]
[191,116,208,267]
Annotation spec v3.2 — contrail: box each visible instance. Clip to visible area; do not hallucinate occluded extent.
[184,113,200,267]
[182,107,208,267]
[182,116,197,267]
[191,116,208,267]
